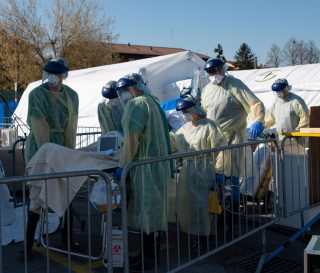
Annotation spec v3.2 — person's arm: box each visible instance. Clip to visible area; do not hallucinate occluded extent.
[264,103,276,130]
[97,102,108,134]
[209,123,231,177]
[169,128,189,153]
[229,77,265,123]
[228,77,265,138]
[28,90,50,148]
[119,131,141,167]
[169,132,178,153]
[119,99,147,167]
[29,117,50,147]
[64,90,79,149]
[293,98,310,130]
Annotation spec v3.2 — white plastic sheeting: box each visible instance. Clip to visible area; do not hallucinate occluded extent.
[14,51,205,128]
[0,184,15,226]
[1,205,59,246]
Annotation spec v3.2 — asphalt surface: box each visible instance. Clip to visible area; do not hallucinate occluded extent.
[2,184,320,273]
[2,204,319,273]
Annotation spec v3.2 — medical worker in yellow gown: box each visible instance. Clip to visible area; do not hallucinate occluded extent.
[115,73,172,270]
[265,78,309,138]
[171,96,230,237]
[97,80,124,135]
[22,58,79,256]
[201,58,265,206]
[25,59,78,162]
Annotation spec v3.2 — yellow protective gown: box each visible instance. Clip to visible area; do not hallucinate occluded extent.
[119,94,171,234]
[25,83,79,163]
[97,98,124,135]
[171,118,229,236]
[201,75,265,176]
[265,92,309,136]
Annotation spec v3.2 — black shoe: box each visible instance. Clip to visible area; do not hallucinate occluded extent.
[130,257,155,272]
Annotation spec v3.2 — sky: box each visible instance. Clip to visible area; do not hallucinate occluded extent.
[102,0,320,65]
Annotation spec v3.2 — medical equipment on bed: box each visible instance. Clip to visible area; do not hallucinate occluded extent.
[97,131,123,155]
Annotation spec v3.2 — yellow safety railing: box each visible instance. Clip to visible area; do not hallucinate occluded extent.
[282,132,320,138]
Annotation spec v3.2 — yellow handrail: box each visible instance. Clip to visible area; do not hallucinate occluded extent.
[283,132,320,137]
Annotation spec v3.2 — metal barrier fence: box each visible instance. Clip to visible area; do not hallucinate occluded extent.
[76,131,101,149]
[10,123,101,149]
[280,133,320,221]
[0,170,114,273]
[3,135,320,272]
[119,138,279,273]
[255,132,320,273]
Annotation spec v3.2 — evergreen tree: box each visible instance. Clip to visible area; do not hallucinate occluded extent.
[234,43,256,70]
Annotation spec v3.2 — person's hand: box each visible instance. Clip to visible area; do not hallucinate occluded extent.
[215,173,225,187]
[249,121,264,139]
[115,167,123,180]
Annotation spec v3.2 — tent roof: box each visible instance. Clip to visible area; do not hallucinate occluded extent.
[229,63,320,109]
[14,51,205,128]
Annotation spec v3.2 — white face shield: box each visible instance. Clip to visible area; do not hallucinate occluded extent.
[116,89,134,109]
[121,91,135,101]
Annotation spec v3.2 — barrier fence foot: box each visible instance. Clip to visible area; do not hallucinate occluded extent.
[255,254,268,273]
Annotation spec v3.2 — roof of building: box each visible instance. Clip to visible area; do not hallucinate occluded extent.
[110,43,210,60]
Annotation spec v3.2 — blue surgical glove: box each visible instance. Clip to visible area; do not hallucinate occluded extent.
[249,121,264,139]
[215,173,225,188]
[115,167,123,180]
[213,173,225,200]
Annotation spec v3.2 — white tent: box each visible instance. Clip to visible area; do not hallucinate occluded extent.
[14,51,205,128]
[228,64,320,110]
[14,55,320,130]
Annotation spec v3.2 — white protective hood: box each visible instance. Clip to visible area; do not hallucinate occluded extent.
[14,51,205,128]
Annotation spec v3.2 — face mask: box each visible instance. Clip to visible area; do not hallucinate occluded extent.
[276,91,285,99]
[47,74,60,86]
[183,113,193,122]
[120,92,134,104]
[209,75,224,84]
[109,97,121,106]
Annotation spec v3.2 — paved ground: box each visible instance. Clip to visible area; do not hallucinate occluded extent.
[2,187,320,273]
[2,207,319,273]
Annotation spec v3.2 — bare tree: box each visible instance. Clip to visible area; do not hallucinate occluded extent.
[304,40,320,64]
[297,40,305,65]
[266,44,283,67]
[0,0,119,89]
[283,38,302,66]
[0,31,39,91]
